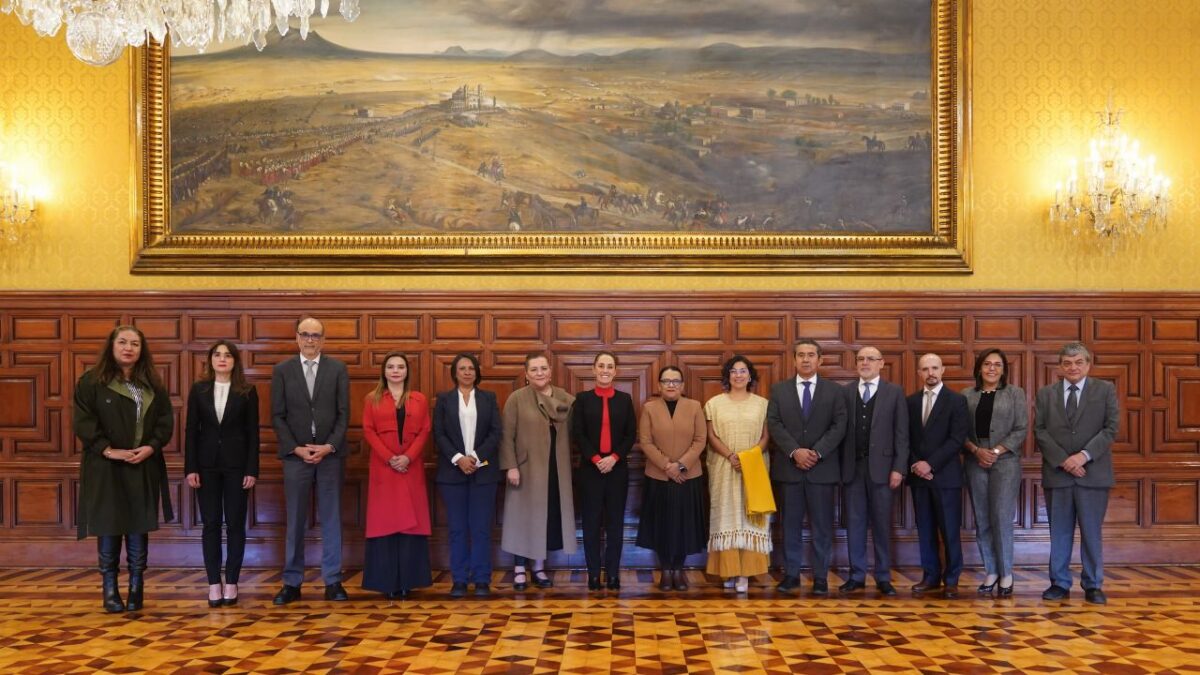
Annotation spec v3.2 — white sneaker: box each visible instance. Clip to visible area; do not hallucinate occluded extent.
[735,576,749,593]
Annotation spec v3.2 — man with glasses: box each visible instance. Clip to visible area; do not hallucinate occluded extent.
[1035,342,1119,605]
[271,316,350,605]
[839,346,909,596]
[766,339,847,596]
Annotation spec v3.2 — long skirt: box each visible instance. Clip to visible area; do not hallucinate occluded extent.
[362,533,432,594]
[635,475,707,565]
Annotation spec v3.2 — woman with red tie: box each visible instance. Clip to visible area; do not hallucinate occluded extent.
[361,352,432,600]
[571,351,637,591]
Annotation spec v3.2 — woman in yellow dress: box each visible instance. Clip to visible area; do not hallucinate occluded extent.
[704,355,771,594]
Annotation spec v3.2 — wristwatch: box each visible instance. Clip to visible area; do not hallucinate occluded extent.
[991,448,1001,456]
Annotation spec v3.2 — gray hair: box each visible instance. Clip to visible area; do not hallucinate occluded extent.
[1058,341,1092,362]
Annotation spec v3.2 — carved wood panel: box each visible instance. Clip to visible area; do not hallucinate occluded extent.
[2,291,1199,568]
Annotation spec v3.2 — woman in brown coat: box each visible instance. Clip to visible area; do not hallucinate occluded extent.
[499,352,577,590]
[635,366,708,591]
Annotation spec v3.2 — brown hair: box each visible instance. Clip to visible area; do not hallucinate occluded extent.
[91,325,163,391]
[369,351,411,408]
[201,340,253,394]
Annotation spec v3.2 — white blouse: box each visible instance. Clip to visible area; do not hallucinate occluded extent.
[214,381,231,423]
[455,389,479,463]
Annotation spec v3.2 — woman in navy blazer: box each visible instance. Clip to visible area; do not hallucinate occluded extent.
[185,340,260,608]
[433,353,503,598]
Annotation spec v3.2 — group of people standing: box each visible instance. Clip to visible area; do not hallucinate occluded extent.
[72,316,1118,612]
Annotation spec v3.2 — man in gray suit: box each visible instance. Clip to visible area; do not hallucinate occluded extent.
[272,316,350,605]
[839,345,909,596]
[767,339,848,595]
[1035,342,1119,605]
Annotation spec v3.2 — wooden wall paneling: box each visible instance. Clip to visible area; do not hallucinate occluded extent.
[3,291,1200,568]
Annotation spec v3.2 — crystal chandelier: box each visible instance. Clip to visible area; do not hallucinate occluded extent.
[1049,101,1170,249]
[1,0,361,66]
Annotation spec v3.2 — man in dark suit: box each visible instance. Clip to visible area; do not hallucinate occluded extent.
[1035,342,1119,605]
[840,345,909,596]
[906,353,969,598]
[271,315,350,605]
[767,339,848,595]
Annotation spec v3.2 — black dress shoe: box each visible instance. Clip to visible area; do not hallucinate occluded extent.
[324,582,349,601]
[942,585,959,599]
[1042,584,1070,601]
[1084,588,1107,605]
[606,575,621,591]
[838,580,866,594]
[450,582,468,598]
[588,575,602,591]
[208,597,223,608]
[474,583,491,597]
[776,575,801,593]
[386,590,410,600]
[532,570,553,589]
[811,579,829,596]
[977,580,998,595]
[998,583,1014,598]
[672,570,689,592]
[912,578,942,594]
[222,595,238,607]
[876,581,897,596]
[512,571,528,591]
[657,570,673,592]
[273,585,301,605]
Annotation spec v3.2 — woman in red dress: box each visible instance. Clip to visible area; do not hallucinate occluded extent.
[362,352,432,599]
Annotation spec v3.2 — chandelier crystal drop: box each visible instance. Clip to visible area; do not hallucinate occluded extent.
[2,0,361,66]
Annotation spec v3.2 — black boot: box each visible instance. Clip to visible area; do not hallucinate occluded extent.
[98,536,125,613]
[125,533,148,612]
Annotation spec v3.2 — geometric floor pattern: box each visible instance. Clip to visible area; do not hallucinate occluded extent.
[2,566,1200,673]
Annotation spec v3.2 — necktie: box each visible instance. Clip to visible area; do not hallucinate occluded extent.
[304,360,317,398]
[1067,384,1079,421]
[862,381,872,402]
[801,380,812,419]
[922,389,934,425]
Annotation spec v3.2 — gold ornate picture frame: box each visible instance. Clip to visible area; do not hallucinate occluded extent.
[131,0,970,274]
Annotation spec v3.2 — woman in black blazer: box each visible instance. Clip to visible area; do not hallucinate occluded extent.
[571,351,637,592]
[185,340,260,608]
[433,353,503,598]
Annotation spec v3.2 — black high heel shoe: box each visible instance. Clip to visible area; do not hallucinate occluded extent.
[977,580,997,595]
[532,570,553,588]
[512,570,528,591]
[998,583,1014,597]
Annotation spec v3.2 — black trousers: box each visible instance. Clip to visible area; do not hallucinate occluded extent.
[197,468,250,584]
[578,462,629,577]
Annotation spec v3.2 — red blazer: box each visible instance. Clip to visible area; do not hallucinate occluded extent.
[362,390,432,538]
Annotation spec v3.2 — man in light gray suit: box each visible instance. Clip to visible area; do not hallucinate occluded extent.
[767,338,847,596]
[839,345,909,596]
[271,315,350,605]
[1035,342,1119,605]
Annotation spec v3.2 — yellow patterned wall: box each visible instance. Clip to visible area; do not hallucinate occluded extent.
[2,1,1197,291]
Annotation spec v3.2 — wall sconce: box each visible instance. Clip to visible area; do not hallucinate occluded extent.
[1048,100,1169,250]
[0,160,39,244]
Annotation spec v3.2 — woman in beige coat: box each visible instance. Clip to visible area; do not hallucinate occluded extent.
[500,352,577,590]
[635,366,708,591]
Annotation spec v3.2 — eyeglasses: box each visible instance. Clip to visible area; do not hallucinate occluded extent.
[855,356,883,362]
[729,368,750,375]
[659,379,683,386]
[297,332,324,341]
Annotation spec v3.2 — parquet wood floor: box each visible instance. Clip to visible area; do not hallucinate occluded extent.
[1,567,1198,674]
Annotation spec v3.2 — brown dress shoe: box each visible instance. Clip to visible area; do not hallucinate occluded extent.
[942,585,959,599]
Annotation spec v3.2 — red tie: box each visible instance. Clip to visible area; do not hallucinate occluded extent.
[593,386,616,465]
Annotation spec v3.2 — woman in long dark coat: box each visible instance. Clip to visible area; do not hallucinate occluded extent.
[74,325,174,613]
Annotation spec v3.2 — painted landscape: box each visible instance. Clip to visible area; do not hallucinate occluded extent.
[169,1,932,234]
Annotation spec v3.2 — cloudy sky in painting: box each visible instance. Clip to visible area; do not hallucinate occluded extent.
[191,0,929,55]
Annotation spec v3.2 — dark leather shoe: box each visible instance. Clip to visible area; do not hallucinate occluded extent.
[474,583,491,597]
[323,582,349,601]
[1084,588,1107,605]
[386,590,409,600]
[811,579,829,596]
[1042,584,1070,601]
[273,584,301,605]
[657,570,673,592]
[997,583,1014,598]
[588,575,602,591]
[838,580,866,594]
[532,570,554,589]
[450,582,468,598]
[606,575,621,591]
[876,581,897,596]
[776,575,801,593]
[512,571,528,591]
[208,597,223,608]
[222,595,238,607]
[672,571,689,592]
[912,578,942,594]
[942,585,959,599]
